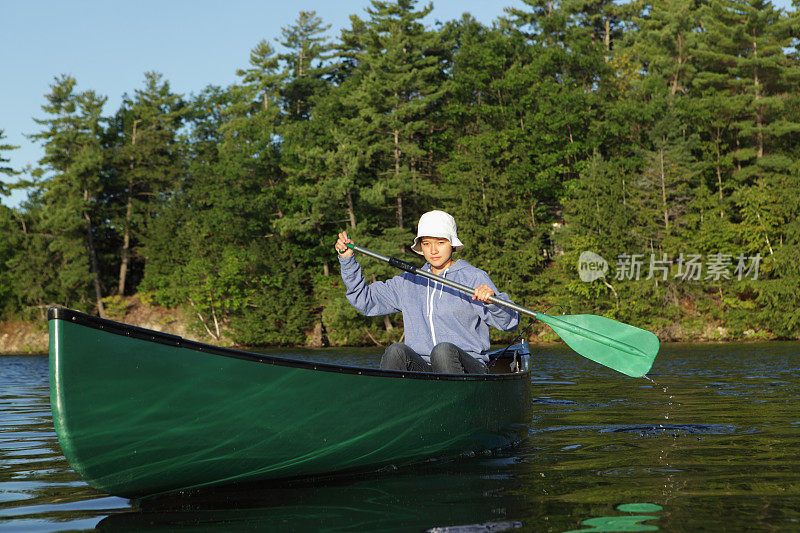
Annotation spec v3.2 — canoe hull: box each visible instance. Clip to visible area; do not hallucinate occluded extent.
[49,308,531,498]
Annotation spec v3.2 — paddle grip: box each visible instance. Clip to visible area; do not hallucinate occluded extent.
[346,243,417,274]
[388,257,418,274]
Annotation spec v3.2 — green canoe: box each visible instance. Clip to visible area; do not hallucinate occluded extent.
[48,307,532,498]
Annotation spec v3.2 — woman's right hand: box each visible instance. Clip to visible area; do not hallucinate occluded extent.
[335,232,354,258]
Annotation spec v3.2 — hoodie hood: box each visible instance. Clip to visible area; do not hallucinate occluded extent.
[420,259,469,274]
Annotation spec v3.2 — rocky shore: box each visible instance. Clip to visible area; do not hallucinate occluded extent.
[0,296,784,355]
[0,297,203,354]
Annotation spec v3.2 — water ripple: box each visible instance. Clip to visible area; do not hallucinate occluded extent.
[3,344,800,531]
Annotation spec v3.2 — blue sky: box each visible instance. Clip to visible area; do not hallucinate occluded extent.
[1,0,794,208]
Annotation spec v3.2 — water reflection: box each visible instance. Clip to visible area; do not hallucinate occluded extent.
[95,458,530,532]
[0,357,126,531]
[565,503,663,532]
[3,342,800,531]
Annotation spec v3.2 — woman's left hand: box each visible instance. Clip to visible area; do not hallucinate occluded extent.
[472,284,494,302]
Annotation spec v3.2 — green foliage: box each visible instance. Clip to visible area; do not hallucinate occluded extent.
[24,75,110,315]
[277,11,334,120]
[107,72,186,296]
[0,129,20,196]
[0,206,17,314]
[3,3,800,343]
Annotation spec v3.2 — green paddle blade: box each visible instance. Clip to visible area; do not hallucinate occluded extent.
[535,313,659,377]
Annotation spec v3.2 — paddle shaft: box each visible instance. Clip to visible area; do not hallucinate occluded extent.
[347,243,536,317]
[347,243,648,359]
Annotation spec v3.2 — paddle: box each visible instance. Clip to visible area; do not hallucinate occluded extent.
[344,243,659,377]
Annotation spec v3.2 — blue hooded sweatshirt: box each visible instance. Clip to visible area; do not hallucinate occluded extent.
[338,254,520,363]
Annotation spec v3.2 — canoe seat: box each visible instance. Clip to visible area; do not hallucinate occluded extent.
[486,341,531,374]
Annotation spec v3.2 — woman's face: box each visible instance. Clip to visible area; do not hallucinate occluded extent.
[420,237,454,270]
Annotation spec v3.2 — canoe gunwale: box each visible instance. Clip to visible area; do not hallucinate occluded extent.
[48,306,530,382]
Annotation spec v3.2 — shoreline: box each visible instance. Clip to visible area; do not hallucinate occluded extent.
[2,336,795,356]
[0,318,790,356]
[0,296,789,355]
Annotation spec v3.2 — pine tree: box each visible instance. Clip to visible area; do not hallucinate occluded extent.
[277,10,333,120]
[338,0,447,235]
[274,11,338,275]
[138,86,232,301]
[277,85,362,275]
[141,44,302,342]
[0,204,18,315]
[439,16,548,294]
[630,98,701,250]
[0,130,16,313]
[29,75,110,316]
[630,0,699,98]
[279,0,449,279]
[615,0,703,247]
[109,72,185,296]
[2,199,59,319]
[235,39,283,113]
[441,1,613,294]
[695,0,800,256]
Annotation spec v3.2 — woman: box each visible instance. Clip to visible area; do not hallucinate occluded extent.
[335,210,519,374]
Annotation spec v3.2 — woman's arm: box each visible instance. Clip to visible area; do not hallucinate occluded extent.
[336,232,403,316]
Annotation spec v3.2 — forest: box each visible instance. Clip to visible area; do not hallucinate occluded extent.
[1,0,799,347]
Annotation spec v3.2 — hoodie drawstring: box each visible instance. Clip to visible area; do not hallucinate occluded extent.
[426,269,446,346]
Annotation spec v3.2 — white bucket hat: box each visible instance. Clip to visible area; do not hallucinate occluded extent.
[411,210,464,255]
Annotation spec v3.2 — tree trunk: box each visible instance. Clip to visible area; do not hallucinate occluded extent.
[212,306,220,339]
[660,146,669,230]
[298,44,306,77]
[189,298,219,340]
[118,194,132,295]
[481,174,488,214]
[670,34,684,96]
[736,136,742,172]
[756,211,774,256]
[755,105,764,158]
[716,136,724,218]
[346,190,357,229]
[118,119,139,296]
[308,321,324,347]
[397,195,404,229]
[393,129,403,229]
[83,206,105,318]
[622,176,627,207]
[753,38,763,158]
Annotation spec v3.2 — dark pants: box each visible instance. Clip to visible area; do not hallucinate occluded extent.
[380,342,488,374]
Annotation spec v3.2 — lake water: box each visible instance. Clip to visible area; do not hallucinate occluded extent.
[2,342,799,532]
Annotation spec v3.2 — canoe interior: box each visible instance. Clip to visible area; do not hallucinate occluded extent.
[48,307,532,497]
